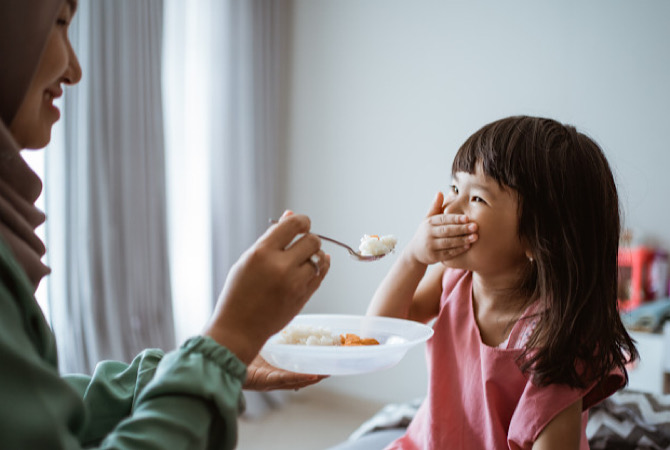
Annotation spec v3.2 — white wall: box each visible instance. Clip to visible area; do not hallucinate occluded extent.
[284,0,670,404]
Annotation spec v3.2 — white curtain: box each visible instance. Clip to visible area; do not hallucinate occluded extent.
[163,0,290,417]
[47,0,175,374]
[208,0,289,296]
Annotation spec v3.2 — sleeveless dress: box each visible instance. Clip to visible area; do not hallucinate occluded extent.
[386,268,624,450]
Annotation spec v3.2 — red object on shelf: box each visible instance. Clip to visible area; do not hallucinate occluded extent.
[618,246,655,312]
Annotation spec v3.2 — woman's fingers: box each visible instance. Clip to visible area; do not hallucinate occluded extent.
[264,214,325,271]
[304,253,330,294]
[263,212,327,285]
[243,355,327,391]
[302,251,330,280]
[298,248,326,275]
[286,232,322,262]
[264,214,312,249]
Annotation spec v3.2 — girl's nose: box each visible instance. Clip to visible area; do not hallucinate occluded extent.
[444,197,465,215]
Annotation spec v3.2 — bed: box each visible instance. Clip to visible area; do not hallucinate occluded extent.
[347,389,670,449]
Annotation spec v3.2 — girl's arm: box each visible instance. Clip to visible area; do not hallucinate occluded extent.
[367,192,477,323]
[531,397,583,450]
[366,249,445,323]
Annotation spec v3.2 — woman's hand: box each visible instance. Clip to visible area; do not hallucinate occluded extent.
[243,355,327,391]
[405,192,477,266]
[204,212,331,365]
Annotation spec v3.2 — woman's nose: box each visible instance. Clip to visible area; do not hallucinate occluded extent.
[63,41,82,85]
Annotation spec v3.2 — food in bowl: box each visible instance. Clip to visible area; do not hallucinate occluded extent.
[275,324,341,346]
[276,325,380,347]
[359,234,398,256]
[261,315,434,375]
[340,333,380,346]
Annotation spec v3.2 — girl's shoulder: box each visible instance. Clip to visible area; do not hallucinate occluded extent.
[439,268,472,310]
[441,267,470,293]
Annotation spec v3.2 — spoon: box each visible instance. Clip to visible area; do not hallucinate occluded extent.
[269,219,388,262]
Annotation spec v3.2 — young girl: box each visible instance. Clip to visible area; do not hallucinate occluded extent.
[367,116,637,449]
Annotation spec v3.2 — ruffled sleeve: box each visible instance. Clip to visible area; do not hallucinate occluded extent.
[507,369,625,449]
[0,234,248,449]
[88,336,247,449]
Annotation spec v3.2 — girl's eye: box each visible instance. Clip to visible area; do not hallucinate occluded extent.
[57,18,69,26]
[471,196,486,204]
[449,185,459,194]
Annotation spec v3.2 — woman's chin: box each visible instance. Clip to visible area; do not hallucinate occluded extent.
[22,129,52,150]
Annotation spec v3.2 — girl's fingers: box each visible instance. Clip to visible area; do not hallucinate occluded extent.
[433,222,478,239]
[426,192,445,217]
[435,244,471,260]
[433,233,478,249]
[429,213,470,226]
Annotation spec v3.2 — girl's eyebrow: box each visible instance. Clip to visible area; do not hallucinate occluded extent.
[470,183,495,197]
[452,174,495,197]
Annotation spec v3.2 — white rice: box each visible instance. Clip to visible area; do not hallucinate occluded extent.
[358,234,398,256]
[276,324,341,346]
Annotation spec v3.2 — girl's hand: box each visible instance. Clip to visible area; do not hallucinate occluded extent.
[406,192,478,265]
[243,355,328,391]
[204,212,331,365]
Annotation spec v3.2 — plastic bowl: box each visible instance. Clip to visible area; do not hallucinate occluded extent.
[260,314,433,375]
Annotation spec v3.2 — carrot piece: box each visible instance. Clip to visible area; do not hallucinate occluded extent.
[340,333,380,346]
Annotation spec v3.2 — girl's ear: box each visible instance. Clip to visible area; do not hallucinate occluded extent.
[525,249,534,263]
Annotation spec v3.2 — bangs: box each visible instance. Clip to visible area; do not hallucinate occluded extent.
[451,118,524,192]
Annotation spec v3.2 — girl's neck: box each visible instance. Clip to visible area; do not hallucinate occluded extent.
[471,271,530,316]
[471,271,532,347]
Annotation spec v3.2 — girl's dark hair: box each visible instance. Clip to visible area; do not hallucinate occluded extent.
[453,116,637,388]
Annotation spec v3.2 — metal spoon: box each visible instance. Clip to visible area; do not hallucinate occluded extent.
[269,219,388,262]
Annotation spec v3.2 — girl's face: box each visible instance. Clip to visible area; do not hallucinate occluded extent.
[9,1,81,149]
[443,164,529,279]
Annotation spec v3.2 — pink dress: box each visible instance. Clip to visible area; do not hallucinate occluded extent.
[386,269,624,450]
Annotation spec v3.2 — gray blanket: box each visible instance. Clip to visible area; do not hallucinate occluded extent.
[349,390,670,449]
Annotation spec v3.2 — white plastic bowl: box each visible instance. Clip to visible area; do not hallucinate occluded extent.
[260,314,433,375]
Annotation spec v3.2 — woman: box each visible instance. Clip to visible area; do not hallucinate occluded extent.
[0,0,329,448]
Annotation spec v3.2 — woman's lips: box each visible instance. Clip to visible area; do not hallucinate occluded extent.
[46,86,63,99]
[43,89,61,118]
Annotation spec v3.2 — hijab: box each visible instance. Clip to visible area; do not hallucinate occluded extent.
[0,0,64,290]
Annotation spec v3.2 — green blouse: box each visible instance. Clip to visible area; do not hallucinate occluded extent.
[0,237,247,449]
